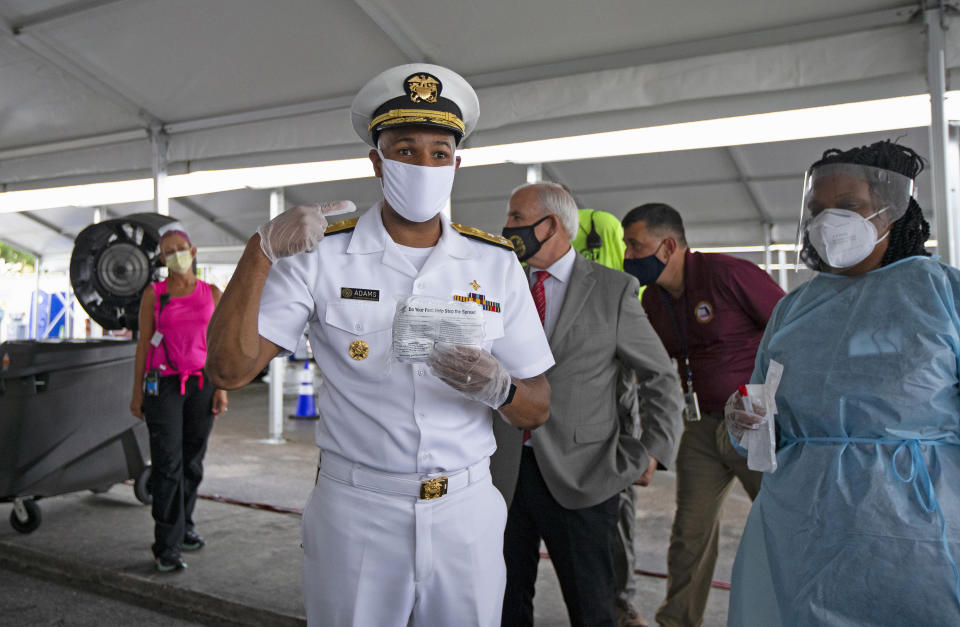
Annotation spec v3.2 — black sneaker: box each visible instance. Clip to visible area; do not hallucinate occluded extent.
[182,530,205,552]
[154,553,187,572]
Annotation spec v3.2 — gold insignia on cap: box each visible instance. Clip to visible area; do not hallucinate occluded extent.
[406,73,440,103]
[470,280,481,290]
[348,340,370,361]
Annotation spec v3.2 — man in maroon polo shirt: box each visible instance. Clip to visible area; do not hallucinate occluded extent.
[621,203,784,627]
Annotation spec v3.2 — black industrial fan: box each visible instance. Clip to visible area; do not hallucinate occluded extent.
[69,213,177,332]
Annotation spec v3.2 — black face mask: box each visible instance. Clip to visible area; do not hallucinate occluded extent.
[502,215,553,262]
[623,241,666,286]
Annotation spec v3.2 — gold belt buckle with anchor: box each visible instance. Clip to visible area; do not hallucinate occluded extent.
[419,476,448,499]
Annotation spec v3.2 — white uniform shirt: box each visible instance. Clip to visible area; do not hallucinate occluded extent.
[258,204,555,474]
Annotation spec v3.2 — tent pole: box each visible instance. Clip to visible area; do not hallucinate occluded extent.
[263,188,286,444]
[777,249,788,291]
[32,256,41,339]
[526,164,543,184]
[762,223,773,277]
[926,4,958,267]
[150,127,170,216]
[948,122,960,257]
[65,289,73,338]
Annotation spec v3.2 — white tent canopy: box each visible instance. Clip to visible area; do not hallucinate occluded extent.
[1,0,958,269]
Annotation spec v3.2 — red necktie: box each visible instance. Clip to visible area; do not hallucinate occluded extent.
[524,270,549,442]
[532,270,548,326]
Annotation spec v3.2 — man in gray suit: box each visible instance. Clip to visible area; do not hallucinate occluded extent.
[497,183,683,627]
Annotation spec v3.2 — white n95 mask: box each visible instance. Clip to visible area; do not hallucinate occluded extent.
[377,149,455,223]
[807,208,889,269]
[166,250,194,275]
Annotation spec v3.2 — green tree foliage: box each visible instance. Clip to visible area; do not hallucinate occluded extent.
[0,240,36,267]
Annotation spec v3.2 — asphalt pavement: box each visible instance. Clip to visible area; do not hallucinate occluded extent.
[0,369,751,626]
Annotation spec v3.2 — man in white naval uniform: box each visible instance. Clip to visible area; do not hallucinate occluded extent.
[207,63,554,627]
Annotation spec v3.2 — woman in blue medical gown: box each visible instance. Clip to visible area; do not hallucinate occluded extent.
[726,141,960,626]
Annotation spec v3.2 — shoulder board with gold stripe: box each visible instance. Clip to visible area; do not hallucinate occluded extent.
[324,217,358,235]
[452,223,514,251]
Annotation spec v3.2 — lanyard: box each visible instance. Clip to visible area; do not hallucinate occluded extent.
[660,287,693,393]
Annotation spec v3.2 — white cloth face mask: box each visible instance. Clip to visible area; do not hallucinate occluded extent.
[165,250,194,274]
[377,149,455,223]
[807,207,889,269]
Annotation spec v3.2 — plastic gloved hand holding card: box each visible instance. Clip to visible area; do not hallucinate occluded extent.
[741,360,784,473]
[392,296,485,363]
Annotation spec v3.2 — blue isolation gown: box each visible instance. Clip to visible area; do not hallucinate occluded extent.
[727,257,960,626]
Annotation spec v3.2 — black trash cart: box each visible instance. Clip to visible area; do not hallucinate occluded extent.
[0,339,152,533]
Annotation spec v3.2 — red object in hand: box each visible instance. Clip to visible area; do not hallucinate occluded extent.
[738,384,753,414]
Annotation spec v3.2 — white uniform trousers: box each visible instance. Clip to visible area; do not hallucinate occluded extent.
[302,452,507,626]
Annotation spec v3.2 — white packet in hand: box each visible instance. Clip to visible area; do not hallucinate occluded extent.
[741,360,783,473]
[392,296,484,363]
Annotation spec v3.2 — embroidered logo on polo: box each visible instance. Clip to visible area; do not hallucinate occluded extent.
[341,287,380,301]
[694,300,714,324]
[453,292,501,313]
[406,73,441,103]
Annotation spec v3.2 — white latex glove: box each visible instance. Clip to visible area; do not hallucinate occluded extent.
[257,201,356,263]
[427,342,512,409]
[723,388,766,443]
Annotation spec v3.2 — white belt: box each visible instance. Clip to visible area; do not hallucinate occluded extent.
[319,450,490,500]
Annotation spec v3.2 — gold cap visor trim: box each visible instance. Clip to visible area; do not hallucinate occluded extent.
[369,109,465,134]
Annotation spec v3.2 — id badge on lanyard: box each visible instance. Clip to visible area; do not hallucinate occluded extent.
[662,289,700,422]
[683,381,701,422]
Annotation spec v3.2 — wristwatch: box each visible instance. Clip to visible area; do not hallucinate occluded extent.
[499,382,518,409]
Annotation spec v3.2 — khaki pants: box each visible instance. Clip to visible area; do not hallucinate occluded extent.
[655,413,762,627]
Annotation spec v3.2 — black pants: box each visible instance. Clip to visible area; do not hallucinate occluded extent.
[143,374,215,558]
[502,446,619,627]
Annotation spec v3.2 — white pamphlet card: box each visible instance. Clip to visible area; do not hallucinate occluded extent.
[392,296,484,363]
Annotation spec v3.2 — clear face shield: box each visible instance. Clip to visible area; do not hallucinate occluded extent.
[795,163,916,271]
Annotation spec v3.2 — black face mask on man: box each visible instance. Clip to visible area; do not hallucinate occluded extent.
[623,241,667,286]
[502,215,553,263]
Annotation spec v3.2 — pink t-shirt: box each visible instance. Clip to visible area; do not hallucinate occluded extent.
[148,279,214,377]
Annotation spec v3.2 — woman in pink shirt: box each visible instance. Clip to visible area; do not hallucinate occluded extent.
[130,226,227,572]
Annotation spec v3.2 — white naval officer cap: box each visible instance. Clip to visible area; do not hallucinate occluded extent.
[350,63,479,148]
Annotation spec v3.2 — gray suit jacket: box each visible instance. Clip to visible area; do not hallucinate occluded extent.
[492,254,683,509]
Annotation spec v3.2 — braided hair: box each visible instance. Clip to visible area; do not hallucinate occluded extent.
[800,140,931,271]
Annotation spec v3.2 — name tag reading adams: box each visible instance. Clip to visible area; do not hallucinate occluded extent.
[341,287,380,301]
[392,295,485,363]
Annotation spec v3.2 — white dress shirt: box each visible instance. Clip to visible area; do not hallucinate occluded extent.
[530,245,576,340]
